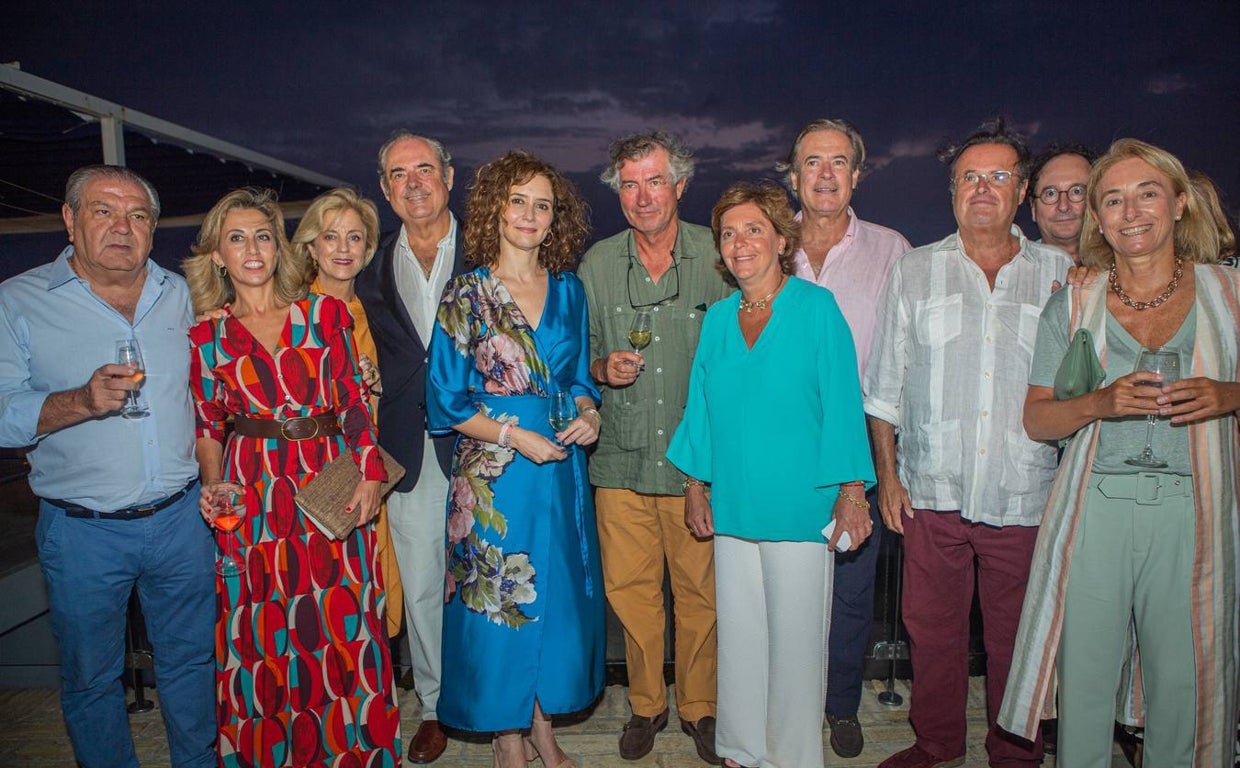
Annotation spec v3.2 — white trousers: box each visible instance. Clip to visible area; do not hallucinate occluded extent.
[385,438,449,719]
[715,536,832,768]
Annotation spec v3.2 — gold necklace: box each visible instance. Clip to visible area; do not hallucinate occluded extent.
[1109,257,1184,310]
[738,277,786,314]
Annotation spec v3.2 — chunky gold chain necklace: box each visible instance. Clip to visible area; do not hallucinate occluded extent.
[1109,257,1183,310]
[738,276,786,314]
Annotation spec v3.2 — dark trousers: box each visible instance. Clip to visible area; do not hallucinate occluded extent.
[826,487,882,717]
[903,509,1042,767]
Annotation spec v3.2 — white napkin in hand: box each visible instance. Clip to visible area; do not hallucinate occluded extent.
[822,519,852,553]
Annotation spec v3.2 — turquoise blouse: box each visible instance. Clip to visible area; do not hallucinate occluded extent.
[667,276,875,542]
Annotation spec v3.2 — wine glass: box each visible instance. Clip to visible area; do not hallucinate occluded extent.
[115,339,149,419]
[628,308,652,353]
[1125,347,1181,469]
[549,391,577,436]
[213,492,246,576]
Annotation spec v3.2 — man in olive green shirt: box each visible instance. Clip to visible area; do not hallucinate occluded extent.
[578,132,731,765]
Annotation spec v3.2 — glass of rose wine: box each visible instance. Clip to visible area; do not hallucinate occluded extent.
[213,491,246,576]
[115,339,149,419]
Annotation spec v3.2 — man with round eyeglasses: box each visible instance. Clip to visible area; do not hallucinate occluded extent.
[866,118,1072,768]
[1028,145,1097,265]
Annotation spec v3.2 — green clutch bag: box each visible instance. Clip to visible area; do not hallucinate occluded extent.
[1053,327,1105,401]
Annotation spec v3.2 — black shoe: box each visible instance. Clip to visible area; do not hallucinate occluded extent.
[681,715,722,764]
[826,713,865,758]
[619,708,669,760]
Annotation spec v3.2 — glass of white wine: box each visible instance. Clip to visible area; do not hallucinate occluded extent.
[549,392,576,445]
[628,308,652,355]
[1125,347,1181,469]
[115,339,150,419]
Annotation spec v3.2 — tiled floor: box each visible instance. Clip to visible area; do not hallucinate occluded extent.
[0,677,1131,767]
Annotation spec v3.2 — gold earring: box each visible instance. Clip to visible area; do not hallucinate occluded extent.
[216,263,228,277]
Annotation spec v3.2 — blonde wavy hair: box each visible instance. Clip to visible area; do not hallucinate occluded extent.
[291,187,381,280]
[1079,139,1219,269]
[183,188,306,313]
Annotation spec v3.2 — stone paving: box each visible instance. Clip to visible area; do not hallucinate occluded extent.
[0,678,1133,767]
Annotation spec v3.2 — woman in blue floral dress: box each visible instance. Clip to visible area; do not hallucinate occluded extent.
[428,150,603,768]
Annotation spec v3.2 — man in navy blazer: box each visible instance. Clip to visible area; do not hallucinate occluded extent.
[356,131,465,764]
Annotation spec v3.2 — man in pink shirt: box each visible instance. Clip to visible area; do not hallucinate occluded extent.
[777,119,910,758]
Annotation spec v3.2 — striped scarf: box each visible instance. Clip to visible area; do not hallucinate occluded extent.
[998,265,1239,767]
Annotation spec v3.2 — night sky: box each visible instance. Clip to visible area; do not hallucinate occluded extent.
[5,0,1238,271]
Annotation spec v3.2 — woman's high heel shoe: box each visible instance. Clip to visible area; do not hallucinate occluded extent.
[524,730,576,768]
[492,732,530,768]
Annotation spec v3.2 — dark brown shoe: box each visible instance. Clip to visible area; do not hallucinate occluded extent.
[681,715,722,764]
[619,708,668,760]
[408,719,447,763]
[826,713,864,758]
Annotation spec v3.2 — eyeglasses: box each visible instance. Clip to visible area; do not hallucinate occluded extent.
[1036,184,1087,205]
[957,170,1020,187]
[626,238,680,310]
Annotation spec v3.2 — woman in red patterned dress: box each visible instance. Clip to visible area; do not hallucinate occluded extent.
[184,188,400,767]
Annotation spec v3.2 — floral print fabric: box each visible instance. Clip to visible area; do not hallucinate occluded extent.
[428,267,605,732]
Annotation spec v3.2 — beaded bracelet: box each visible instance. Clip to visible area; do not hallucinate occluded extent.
[498,422,513,448]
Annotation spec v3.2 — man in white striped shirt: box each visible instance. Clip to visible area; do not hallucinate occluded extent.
[864,118,1072,768]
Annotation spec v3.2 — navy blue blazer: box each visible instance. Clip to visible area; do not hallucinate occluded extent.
[356,225,467,493]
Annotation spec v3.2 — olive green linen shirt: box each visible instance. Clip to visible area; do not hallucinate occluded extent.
[578,221,732,495]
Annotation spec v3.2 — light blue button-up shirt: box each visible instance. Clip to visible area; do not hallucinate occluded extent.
[0,246,198,509]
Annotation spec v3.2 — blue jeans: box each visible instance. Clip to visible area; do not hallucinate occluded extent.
[37,485,216,768]
[826,486,882,717]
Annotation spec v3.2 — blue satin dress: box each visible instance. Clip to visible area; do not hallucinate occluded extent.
[427,266,604,731]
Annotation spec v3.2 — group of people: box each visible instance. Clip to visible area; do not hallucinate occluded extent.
[0,116,1235,768]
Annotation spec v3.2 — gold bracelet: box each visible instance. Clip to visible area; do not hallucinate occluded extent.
[838,491,870,512]
[682,477,706,490]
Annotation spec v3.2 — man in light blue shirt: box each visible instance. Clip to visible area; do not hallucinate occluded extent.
[0,165,214,768]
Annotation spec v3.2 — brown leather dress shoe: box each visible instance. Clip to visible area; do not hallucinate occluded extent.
[408,719,448,763]
[680,716,722,764]
[619,708,668,760]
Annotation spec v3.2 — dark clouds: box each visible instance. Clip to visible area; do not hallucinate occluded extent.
[5,0,1238,249]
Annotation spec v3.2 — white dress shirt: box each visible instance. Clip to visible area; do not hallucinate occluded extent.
[863,227,1072,526]
[394,214,457,345]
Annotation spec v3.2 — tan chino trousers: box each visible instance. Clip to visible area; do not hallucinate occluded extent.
[595,487,718,723]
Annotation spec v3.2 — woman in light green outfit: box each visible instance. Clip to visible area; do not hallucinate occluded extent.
[999,139,1240,767]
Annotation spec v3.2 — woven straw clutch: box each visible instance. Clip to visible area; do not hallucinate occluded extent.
[297,446,406,539]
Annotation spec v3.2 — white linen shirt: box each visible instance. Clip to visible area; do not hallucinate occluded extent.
[394,214,457,345]
[863,227,1072,526]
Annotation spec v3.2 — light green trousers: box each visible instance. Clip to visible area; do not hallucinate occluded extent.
[1056,472,1197,767]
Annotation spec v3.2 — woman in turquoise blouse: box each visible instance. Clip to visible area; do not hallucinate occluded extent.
[667,181,874,768]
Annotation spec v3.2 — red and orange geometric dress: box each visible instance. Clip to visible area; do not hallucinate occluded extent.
[189,294,400,767]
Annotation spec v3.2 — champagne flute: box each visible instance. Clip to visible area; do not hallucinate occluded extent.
[1125,347,1181,469]
[115,339,149,419]
[213,491,246,576]
[549,391,577,435]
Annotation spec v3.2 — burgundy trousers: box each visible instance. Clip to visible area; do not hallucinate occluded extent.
[902,509,1043,767]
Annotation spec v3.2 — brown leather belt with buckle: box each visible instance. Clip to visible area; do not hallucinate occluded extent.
[233,413,342,441]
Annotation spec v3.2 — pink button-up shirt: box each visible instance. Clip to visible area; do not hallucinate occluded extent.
[792,208,911,379]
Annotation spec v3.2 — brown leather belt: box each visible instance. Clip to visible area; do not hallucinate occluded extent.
[233,413,342,441]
